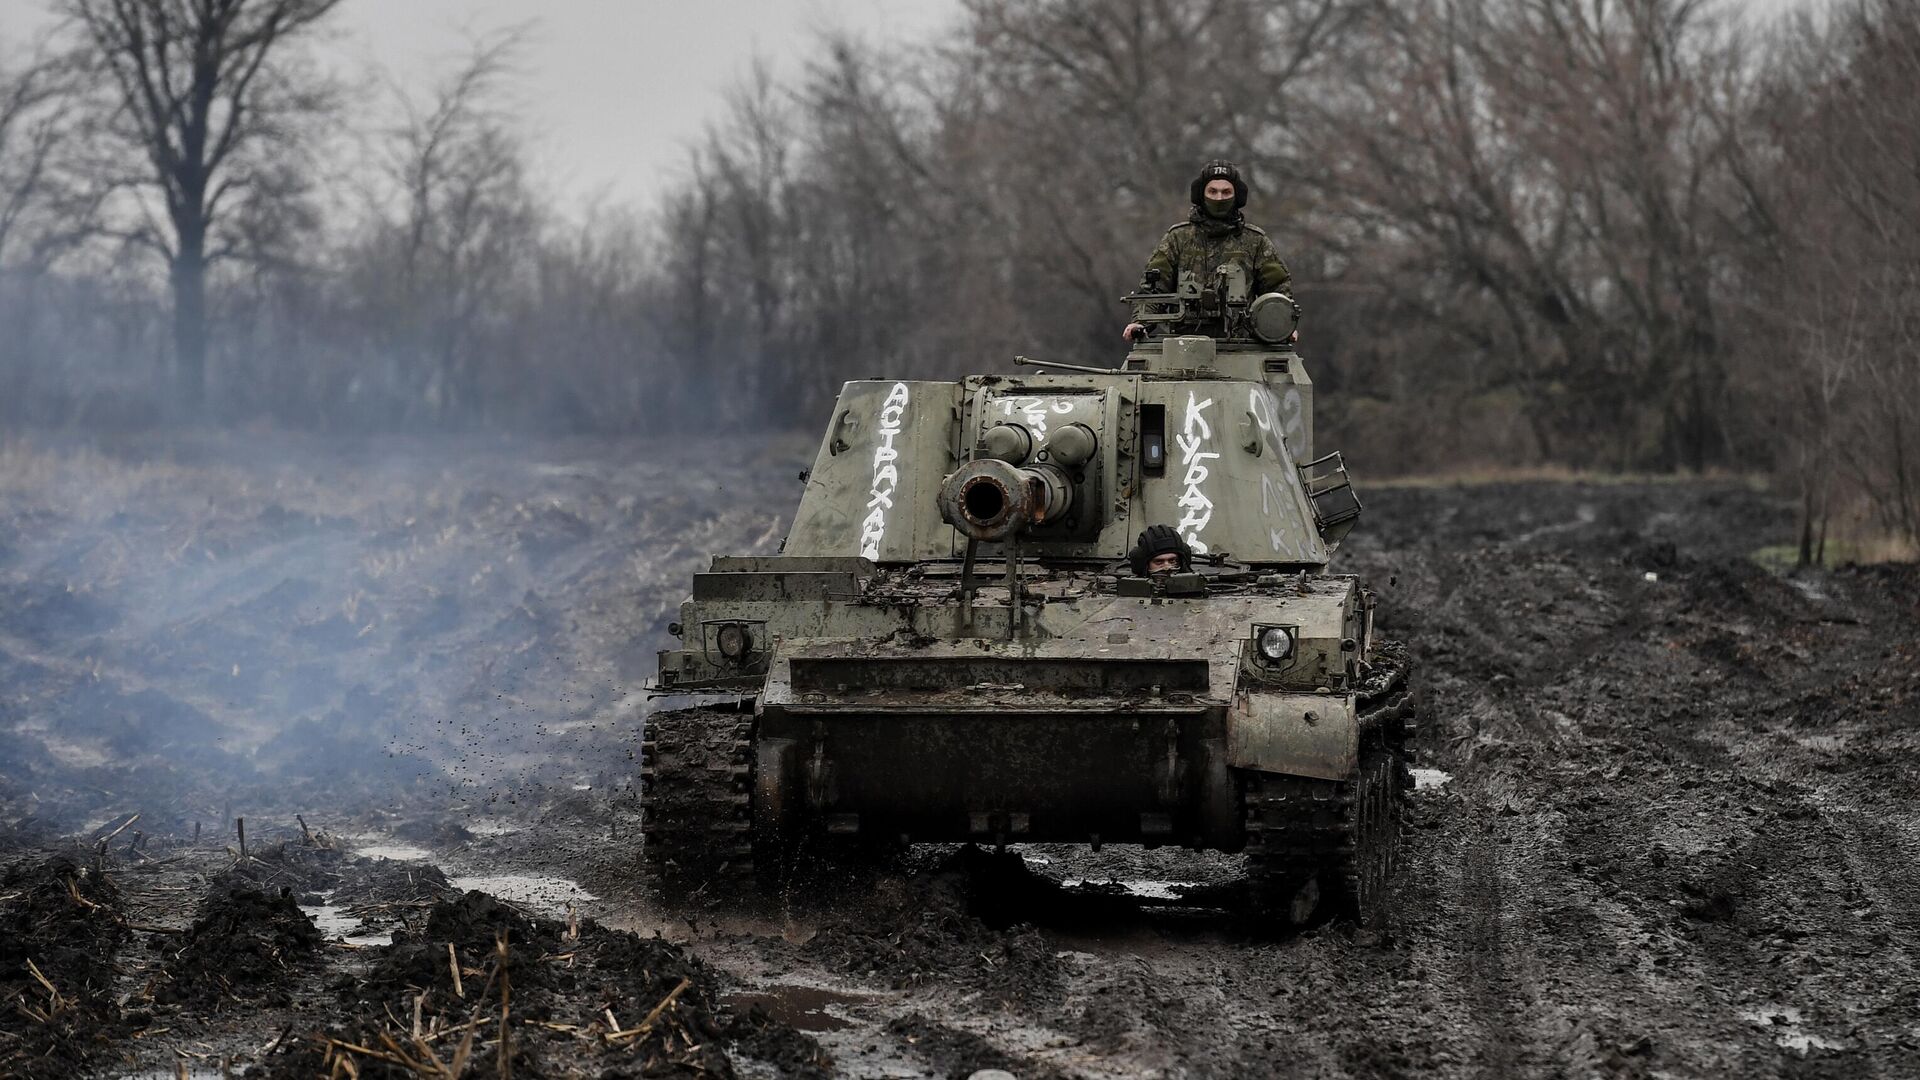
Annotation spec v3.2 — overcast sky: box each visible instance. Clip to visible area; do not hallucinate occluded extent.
[0,0,960,208]
[0,0,1813,213]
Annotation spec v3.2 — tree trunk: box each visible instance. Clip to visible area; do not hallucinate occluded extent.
[170,230,208,414]
[1798,482,1815,568]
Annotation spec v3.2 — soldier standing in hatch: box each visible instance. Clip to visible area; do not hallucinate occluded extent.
[1123,160,1294,341]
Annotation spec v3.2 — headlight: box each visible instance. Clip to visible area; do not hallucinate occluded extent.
[716,622,752,660]
[1256,626,1295,663]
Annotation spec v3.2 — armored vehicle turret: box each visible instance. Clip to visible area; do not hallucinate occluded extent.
[642,291,1415,925]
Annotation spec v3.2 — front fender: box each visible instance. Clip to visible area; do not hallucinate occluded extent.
[1226,690,1357,780]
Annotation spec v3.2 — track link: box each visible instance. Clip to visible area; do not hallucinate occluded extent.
[1242,642,1417,926]
[639,701,756,906]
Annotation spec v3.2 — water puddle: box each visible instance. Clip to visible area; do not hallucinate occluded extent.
[1793,733,1848,752]
[1786,576,1832,602]
[352,841,434,862]
[1060,878,1198,900]
[1410,767,1453,790]
[1738,1006,1848,1055]
[722,985,873,1032]
[300,898,389,947]
[450,873,594,915]
[466,818,524,837]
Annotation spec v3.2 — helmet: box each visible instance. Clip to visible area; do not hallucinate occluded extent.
[1189,159,1248,209]
[1129,524,1192,576]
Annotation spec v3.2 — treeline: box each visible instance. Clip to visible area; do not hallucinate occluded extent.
[0,0,1915,554]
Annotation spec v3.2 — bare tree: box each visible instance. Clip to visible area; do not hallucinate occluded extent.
[961,0,1361,347]
[0,37,115,424]
[0,40,86,269]
[357,26,537,422]
[1291,0,1757,469]
[65,0,343,410]
[1735,0,1920,558]
[3,0,1908,506]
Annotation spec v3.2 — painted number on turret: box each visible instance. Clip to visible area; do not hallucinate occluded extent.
[1177,391,1217,554]
[1278,388,1306,450]
[996,396,1075,435]
[1249,386,1317,560]
[861,382,910,560]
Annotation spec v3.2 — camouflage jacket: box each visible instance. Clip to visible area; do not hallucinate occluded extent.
[1142,209,1292,297]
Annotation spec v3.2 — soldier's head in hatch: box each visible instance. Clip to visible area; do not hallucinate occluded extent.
[1130,524,1192,577]
[1190,159,1248,220]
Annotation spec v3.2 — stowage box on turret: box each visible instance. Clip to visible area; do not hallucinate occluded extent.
[642,282,1416,926]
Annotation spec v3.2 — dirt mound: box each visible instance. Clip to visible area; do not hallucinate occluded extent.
[804,846,1062,1003]
[310,891,817,1078]
[345,891,561,1008]
[580,928,735,1077]
[0,856,126,996]
[0,856,129,1077]
[331,857,454,906]
[157,885,322,1007]
[225,848,452,939]
[424,890,552,951]
[727,1004,834,1080]
[217,842,354,898]
[388,816,475,847]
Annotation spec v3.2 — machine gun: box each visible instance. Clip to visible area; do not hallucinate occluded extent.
[1123,264,1300,345]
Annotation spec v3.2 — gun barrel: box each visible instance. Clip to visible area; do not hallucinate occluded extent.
[938,459,1075,543]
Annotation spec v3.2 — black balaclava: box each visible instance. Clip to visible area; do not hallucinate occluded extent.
[1188,159,1249,220]
[1129,524,1193,576]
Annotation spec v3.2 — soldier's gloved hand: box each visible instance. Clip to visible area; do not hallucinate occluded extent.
[1123,322,1146,341]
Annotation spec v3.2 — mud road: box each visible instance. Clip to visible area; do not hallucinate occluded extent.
[0,435,1914,1078]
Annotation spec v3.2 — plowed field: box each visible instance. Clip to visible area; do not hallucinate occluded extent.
[1,435,1913,1078]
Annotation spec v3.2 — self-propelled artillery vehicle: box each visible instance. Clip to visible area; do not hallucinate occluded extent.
[642,266,1416,924]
